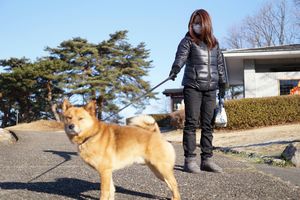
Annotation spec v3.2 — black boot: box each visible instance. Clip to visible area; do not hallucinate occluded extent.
[200,158,223,173]
[184,157,201,173]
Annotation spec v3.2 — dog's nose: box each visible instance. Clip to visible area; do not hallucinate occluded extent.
[68,124,75,130]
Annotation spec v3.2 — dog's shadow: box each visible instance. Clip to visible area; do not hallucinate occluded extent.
[8,150,168,200]
[0,178,168,200]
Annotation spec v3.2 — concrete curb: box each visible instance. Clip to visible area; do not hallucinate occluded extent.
[215,146,287,167]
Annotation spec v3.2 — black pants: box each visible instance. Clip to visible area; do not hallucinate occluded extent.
[183,86,216,159]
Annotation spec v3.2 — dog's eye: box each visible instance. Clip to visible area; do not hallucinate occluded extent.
[66,116,72,120]
[78,117,84,121]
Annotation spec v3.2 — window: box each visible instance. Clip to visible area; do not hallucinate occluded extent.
[172,97,184,111]
[279,80,300,95]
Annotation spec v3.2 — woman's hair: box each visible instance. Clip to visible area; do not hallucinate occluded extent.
[188,9,217,49]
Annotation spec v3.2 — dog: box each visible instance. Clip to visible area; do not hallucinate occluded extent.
[62,99,181,200]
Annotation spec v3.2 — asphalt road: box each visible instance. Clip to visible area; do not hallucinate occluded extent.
[1,131,300,200]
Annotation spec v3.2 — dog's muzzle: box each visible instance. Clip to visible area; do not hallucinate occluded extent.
[65,124,80,135]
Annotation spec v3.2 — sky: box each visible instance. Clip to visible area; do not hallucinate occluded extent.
[0,0,271,119]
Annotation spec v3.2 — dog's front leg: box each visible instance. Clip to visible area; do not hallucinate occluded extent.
[109,176,115,200]
[99,169,113,200]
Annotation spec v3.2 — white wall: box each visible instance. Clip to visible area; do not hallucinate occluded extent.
[244,60,256,98]
[245,71,300,98]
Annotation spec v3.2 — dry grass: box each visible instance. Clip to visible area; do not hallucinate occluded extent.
[163,123,300,157]
[5,120,64,132]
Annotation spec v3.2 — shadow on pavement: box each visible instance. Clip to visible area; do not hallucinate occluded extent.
[0,178,165,200]
[44,150,78,160]
[5,150,169,199]
[28,150,78,183]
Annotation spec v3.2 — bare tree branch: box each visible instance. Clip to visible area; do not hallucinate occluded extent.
[224,24,245,49]
[224,0,299,49]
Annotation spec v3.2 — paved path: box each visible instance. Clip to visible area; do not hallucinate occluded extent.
[1,131,300,200]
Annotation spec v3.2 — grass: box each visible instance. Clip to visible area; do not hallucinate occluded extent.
[215,147,293,167]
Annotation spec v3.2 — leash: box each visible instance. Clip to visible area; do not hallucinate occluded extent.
[28,160,68,183]
[103,76,172,121]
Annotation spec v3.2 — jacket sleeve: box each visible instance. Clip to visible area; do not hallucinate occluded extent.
[217,46,227,85]
[170,37,191,74]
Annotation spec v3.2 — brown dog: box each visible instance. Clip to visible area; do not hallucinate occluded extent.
[62,99,181,200]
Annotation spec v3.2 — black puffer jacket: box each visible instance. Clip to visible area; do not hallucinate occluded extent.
[171,33,226,91]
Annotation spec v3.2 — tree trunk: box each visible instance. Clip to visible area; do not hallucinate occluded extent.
[1,104,11,127]
[96,95,103,120]
[46,81,60,121]
[51,104,61,122]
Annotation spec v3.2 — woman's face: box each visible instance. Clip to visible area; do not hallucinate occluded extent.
[193,15,201,25]
[192,15,202,35]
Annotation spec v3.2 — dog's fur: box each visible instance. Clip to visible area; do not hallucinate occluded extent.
[62,99,180,200]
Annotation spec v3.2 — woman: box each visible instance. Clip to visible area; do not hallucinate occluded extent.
[169,9,226,173]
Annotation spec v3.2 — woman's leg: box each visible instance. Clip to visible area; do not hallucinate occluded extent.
[183,87,202,158]
[183,87,202,173]
[200,90,216,159]
[200,90,222,173]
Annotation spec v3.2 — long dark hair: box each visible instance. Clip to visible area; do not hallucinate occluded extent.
[188,9,217,49]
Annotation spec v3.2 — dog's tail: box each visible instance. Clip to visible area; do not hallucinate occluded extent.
[128,115,160,133]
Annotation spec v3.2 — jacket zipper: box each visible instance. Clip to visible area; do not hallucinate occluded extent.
[208,50,211,88]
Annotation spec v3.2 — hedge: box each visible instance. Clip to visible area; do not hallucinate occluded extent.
[148,95,300,130]
[150,114,171,128]
[224,95,300,130]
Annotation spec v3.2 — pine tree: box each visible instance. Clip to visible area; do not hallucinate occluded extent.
[0,31,157,126]
[33,58,69,121]
[46,31,156,121]
[0,58,37,126]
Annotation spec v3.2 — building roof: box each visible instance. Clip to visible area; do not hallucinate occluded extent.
[223,44,300,59]
[162,88,183,96]
[224,44,300,54]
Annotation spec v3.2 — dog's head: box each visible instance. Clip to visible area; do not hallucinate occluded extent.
[62,99,97,142]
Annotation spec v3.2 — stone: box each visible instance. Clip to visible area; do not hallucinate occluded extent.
[0,128,16,144]
[281,143,300,168]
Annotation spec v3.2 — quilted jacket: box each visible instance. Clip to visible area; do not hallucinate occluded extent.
[171,33,226,91]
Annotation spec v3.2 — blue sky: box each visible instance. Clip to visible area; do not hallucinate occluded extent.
[0,0,268,118]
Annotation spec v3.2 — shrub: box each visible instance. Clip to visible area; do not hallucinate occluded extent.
[224,95,300,130]
[126,95,300,131]
[150,114,171,128]
[169,109,185,129]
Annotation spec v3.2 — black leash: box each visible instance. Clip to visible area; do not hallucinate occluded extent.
[103,76,172,121]
[28,160,68,183]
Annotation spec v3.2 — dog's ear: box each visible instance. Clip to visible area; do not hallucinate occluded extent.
[62,99,72,113]
[84,100,97,117]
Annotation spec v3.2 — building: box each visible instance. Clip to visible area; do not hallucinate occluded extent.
[163,44,300,111]
[162,88,184,112]
[224,44,300,98]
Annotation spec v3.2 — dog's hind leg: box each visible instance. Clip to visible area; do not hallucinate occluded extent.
[146,162,164,181]
[147,162,181,200]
